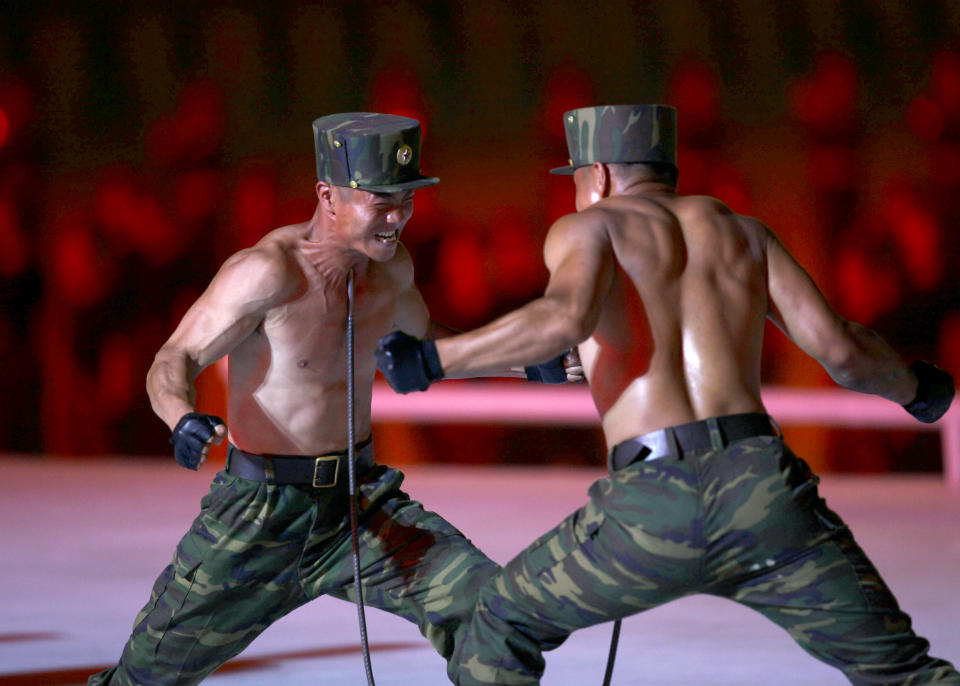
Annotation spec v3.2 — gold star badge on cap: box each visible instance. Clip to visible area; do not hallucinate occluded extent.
[396,144,413,166]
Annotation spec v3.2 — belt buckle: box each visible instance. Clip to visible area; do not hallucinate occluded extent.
[312,455,340,488]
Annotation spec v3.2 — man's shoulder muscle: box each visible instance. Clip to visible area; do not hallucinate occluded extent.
[549,209,611,242]
[543,210,613,275]
[212,240,304,311]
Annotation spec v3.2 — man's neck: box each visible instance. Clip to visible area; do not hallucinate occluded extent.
[300,217,369,283]
[619,180,677,196]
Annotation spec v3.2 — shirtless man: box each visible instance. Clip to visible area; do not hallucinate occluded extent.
[376,105,959,685]
[88,113,519,685]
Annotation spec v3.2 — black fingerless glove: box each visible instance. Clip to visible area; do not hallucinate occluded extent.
[525,352,568,384]
[376,331,445,394]
[170,412,224,470]
[903,360,955,424]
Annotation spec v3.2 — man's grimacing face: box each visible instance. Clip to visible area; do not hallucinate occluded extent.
[334,186,415,260]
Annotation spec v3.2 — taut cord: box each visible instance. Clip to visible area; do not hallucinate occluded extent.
[602,619,621,686]
[347,267,376,686]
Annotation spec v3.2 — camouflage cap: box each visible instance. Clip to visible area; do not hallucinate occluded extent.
[312,112,439,192]
[550,104,677,174]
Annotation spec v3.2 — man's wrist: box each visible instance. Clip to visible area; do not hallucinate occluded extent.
[895,366,921,406]
[525,352,569,384]
[432,338,452,378]
[421,339,445,382]
[163,405,196,432]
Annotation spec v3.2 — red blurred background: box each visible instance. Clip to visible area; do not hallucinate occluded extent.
[2,2,959,472]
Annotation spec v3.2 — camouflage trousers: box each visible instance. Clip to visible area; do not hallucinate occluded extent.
[89,461,499,686]
[454,433,959,685]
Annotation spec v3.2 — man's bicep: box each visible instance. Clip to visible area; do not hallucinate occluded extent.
[164,295,262,371]
[766,232,847,360]
[165,250,291,369]
[542,215,614,332]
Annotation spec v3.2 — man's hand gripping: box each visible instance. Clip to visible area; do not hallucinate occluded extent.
[170,412,227,470]
[903,361,955,423]
[375,332,445,393]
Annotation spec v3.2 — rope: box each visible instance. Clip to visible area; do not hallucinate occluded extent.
[602,619,621,686]
[347,267,376,686]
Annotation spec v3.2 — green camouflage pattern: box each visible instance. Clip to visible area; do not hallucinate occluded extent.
[313,112,440,192]
[453,432,959,686]
[550,104,677,174]
[88,456,498,686]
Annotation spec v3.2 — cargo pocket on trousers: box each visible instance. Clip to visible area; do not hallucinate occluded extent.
[152,557,202,656]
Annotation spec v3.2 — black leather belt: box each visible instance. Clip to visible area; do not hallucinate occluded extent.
[226,437,375,488]
[608,413,777,472]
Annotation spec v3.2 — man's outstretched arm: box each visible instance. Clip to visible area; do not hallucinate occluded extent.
[387,243,576,382]
[764,224,954,422]
[378,211,612,391]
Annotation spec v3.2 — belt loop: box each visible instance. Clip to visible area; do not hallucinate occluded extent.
[263,457,277,485]
[664,426,680,458]
[768,415,783,438]
[706,417,724,449]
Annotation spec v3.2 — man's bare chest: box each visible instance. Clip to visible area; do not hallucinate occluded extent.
[262,283,395,359]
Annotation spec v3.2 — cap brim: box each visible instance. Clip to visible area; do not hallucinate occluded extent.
[549,165,575,175]
[368,177,440,192]
[348,176,440,193]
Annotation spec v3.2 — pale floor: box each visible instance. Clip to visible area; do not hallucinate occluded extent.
[1,456,958,685]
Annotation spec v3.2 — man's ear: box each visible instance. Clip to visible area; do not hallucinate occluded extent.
[317,182,337,219]
[594,163,611,199]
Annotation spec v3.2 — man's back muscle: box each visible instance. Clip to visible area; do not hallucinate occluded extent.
[581,194,769,445]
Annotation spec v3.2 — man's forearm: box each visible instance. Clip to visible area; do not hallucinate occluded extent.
[414,321,523,379]
[435,297,584,378]
[425,320,461,340]
[146,352,199,430]
[824,321,917,404]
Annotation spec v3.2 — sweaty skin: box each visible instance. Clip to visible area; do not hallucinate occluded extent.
[147,183,434,458]
[436,163,918,447]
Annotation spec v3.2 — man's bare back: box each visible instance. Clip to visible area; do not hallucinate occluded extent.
[576,191,769,446]
[428,163,918,450]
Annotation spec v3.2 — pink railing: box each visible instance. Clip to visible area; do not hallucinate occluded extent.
[371,382,960,486]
